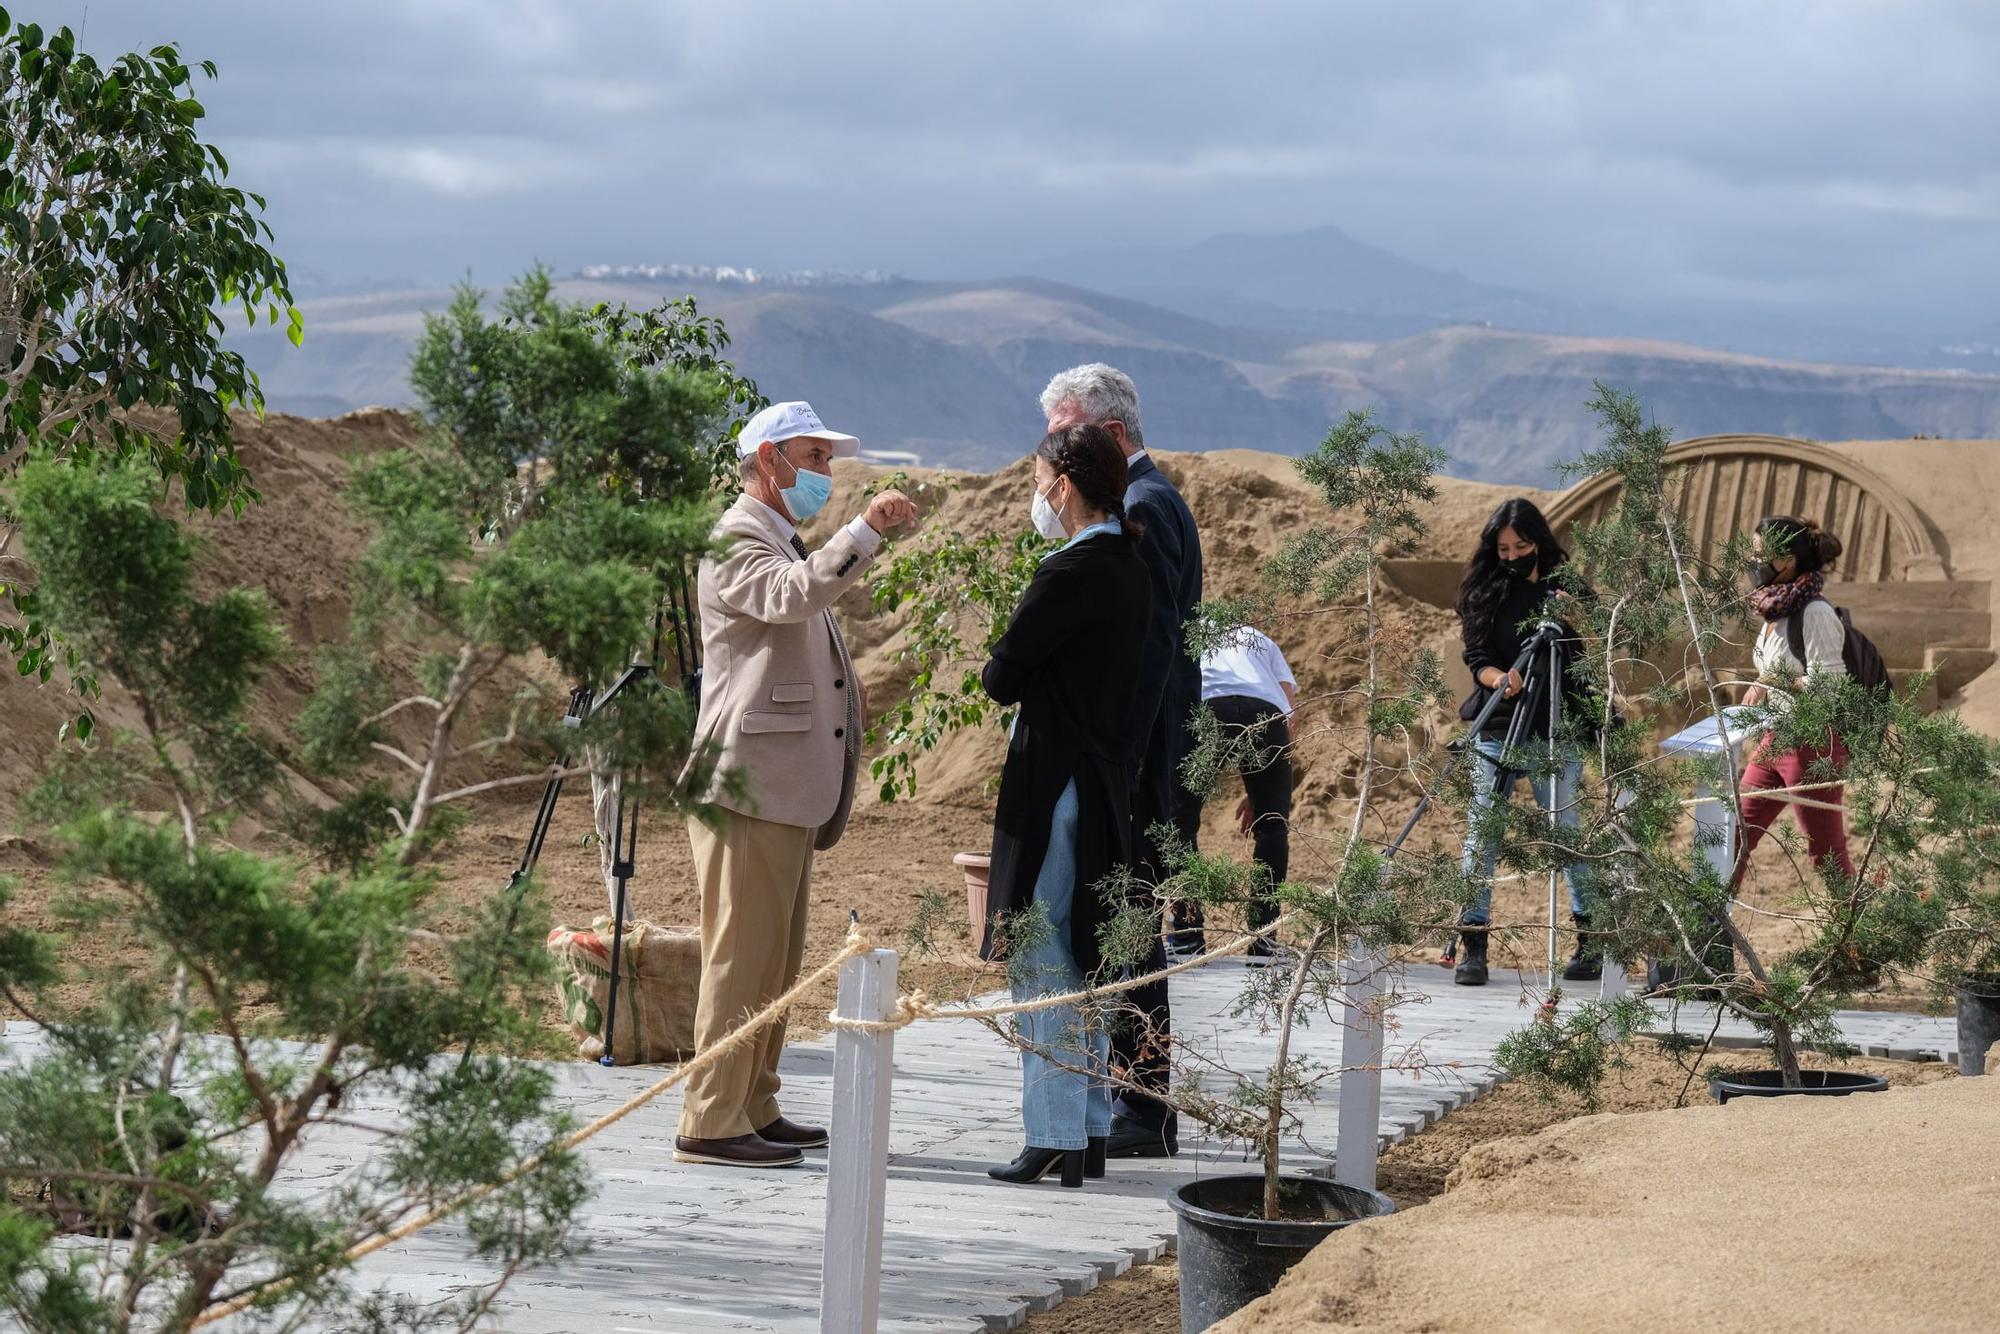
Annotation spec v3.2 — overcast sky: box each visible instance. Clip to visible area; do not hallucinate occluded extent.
[50,1,2000,336]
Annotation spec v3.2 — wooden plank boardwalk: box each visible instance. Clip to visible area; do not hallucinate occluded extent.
[0,961,1962,1332]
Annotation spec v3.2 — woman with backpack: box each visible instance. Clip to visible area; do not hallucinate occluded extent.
[1734,515,1856,890]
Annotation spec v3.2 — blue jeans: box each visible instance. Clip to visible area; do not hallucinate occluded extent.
[1013,780,1113,1150]
[1460,737,1596,927]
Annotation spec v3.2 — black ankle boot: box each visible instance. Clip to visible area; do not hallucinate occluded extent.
[988,1145,1087,1187]
[1454,928,1489,986]
[1084,1136,1106,1179]
[1561,914,1602,982]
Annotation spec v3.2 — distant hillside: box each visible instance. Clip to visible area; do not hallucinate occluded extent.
[230,273,2000,485]
[1030,223,1592,335]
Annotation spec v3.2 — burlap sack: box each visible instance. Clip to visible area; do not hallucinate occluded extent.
[547,918,701,1064]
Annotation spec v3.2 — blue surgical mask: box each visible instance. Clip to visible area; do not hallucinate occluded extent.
[778,451,833,521]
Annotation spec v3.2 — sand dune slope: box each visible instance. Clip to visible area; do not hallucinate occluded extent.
[1218,1074,2000,1334]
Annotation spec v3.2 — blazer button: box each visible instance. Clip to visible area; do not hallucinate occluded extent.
[834,727,845,738]
[835,678,845,689]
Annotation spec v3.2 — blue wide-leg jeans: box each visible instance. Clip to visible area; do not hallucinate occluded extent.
[1013,780,1113,1150]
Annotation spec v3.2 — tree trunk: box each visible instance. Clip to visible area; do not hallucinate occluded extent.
[1262,930,1326,1221]
[1771,1020,1804,1087]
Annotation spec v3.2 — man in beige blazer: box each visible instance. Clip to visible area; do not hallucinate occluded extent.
[674,400,916,1168]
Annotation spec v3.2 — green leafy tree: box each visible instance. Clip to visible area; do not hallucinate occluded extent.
[1493,386,2000,1093]
[0,454,584,1331]
[1122,410,1481,1220]
[583,294,765,493]
[1,13,297,725]
[863,473,1051,801]
[296,271,740,889]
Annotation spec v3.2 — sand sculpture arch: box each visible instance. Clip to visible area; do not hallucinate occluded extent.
[1545,434,1946,582]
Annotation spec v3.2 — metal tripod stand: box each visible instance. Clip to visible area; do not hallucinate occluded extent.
[1384,618,1570,981]
[502,563,702,1066]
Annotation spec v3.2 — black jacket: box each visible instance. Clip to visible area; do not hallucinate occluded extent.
[980,531,1152,972]
[1124,454,1204,792]
[1460,575,1593,741]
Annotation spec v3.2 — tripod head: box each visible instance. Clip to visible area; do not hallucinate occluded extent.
[1520,616,1566,648]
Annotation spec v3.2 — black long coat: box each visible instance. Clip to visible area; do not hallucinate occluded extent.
[1123,454,1204,803]
[979,530,1152,973]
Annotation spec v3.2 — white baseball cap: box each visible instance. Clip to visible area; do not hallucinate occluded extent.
[737,400,860,459]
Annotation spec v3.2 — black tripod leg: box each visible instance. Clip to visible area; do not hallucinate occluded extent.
[599,775,643,1067]
[1444,686,1540,965]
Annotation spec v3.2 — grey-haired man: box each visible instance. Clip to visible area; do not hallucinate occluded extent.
[1040,363,1204,1158]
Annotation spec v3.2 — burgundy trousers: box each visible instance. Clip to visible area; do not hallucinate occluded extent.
[1731,735,1855,887]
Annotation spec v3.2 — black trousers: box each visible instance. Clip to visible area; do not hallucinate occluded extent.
[1180,695,1293,928]
[1112,739,1202,1129]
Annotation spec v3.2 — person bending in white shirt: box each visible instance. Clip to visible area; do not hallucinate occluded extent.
[1169,627,1296,963]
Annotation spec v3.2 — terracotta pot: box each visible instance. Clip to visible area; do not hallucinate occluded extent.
[952,851,990,944]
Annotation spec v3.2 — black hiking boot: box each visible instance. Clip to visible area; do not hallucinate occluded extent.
[1561,914,1603,982]
[1453,928,1490,987]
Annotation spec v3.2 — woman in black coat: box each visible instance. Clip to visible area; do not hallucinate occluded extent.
[980,422,1152,1188]
[1451,497,1603,988]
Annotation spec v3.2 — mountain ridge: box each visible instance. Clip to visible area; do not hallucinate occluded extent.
[225,231,2000,484]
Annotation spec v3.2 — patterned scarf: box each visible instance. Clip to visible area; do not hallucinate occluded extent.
[1749,569,1824,622]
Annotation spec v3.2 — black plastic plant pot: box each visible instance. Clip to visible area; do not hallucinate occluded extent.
[1956,974,2000,1076]
[1708,1069,1890,1104]
[1167,1174,1394,1333]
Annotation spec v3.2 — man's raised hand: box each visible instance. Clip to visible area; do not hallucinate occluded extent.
[864,488,918,535]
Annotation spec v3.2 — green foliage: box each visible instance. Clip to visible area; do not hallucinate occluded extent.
[299,271,740,865]
[0,16,293,503]
[0,437,588,1323]
[1493,994,1653,1110]
[1124,412,1457,1219]
[864,476,1053,801]
[1494,383,2000,1091]
[1,17,294,730]
[0,813,584,1328]
[0,879,57,1008]
[584,293,767,492]
[9,453,285,828]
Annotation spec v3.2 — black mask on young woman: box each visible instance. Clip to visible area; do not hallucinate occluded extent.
[1500,553,1538,580]
[1751,560,1779,587]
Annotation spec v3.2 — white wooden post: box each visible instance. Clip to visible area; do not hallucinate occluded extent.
[1657,712,1755,1004]
[820,948,898,1334]
[1334,941,1385,1192]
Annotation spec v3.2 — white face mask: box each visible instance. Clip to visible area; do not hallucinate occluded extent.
[1031,479,1069,540]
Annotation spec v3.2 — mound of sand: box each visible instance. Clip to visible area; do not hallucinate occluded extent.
[1218,1074,2000,1333]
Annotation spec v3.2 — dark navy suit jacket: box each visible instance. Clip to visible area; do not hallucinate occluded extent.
[1122,452,1204,806]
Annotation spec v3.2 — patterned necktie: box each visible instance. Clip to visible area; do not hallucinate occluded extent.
[789,534,809,560]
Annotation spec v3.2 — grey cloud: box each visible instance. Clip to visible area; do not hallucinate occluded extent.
[46,0,2000,333]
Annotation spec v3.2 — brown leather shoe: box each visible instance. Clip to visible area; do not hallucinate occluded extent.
[672,1133,803,1168]
[755,1115,829,1149]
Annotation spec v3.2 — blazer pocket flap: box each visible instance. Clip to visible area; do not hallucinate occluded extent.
[770,682,815,703]
[742,711,813,735]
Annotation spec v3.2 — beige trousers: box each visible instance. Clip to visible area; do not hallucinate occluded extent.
[678,811,815,1140]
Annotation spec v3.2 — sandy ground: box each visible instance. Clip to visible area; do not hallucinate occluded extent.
[1219,1062,1992,1334]
[1032,1041,1962,1333]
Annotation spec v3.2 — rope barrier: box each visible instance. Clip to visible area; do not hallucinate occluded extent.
[825,910,1303,1034]
[190,927,878,1327]
[192,897,1340,1325]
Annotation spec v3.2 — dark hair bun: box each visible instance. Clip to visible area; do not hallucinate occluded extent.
[1814,529,1844,564]
[1034,423,1145,544]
